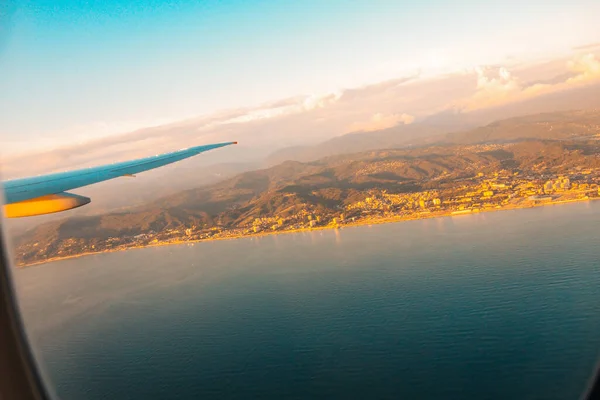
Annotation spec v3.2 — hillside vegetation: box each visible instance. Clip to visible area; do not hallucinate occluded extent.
[12,110,600,265]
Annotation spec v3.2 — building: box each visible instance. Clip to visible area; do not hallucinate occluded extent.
[528,195,553,203]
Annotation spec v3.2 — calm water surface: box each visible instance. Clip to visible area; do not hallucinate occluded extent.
[12,202,600,399]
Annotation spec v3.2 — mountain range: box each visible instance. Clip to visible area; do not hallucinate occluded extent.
[11,109,600,263]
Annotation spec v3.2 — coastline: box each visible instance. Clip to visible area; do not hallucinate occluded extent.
[16,196,598,268]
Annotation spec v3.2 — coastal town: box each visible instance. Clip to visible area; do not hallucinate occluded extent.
[16,162,600,267]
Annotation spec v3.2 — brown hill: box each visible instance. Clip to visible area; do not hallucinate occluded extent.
[12,110,600,265]
[14,138,600,256]
[265,84,600,165]
[442,110,600,145]
[265,124,451,166]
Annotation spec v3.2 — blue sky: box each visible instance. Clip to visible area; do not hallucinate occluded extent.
[1,0,599,150]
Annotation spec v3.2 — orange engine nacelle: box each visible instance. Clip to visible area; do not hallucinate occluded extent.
[4,192,91,218]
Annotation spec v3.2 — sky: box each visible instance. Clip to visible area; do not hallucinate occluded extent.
[1,0,600,155]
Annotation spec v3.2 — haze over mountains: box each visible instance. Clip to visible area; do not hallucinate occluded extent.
[9,108,600,256]
[4,51,599,175]
[3,50,600,234]
[267,82,600,165]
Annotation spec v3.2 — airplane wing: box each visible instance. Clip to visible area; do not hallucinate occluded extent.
[2,141,237,218]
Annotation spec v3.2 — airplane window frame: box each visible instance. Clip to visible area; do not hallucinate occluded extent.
[0,221,52,400]
[583,361,600,399]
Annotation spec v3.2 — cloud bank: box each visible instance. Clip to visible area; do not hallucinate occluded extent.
[458,53,600,111]
[2,49,600,180]
[348,113,415,133]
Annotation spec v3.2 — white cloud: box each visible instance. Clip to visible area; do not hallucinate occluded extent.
[567,53,600,84]
[347,112,414,133]
[458,53,600,111]
[302,91,343,111]
[4,51,600,179]
[215,106,292,125]
[477,66,518,93]
[203,90,344,127]
[498,67,511,81]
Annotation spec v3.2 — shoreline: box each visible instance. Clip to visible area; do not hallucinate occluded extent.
[16,196,598,268]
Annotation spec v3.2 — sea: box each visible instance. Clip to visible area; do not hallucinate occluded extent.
[11,201,600,399]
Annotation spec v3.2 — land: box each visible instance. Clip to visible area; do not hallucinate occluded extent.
[12,110,600,267]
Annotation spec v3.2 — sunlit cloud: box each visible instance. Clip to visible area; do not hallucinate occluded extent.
[302,91,343,110]
[573,42,600,51]
[347,113,414,133]
[566,53,600,84]
[457,53,600,111]
[3,50,600,181]
[211,91,344,126]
